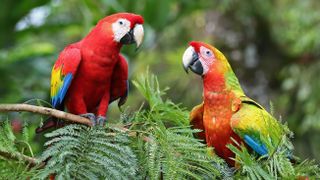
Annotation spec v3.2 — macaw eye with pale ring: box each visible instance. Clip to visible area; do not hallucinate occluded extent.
[200,46,213,58]
[119,21,124,25]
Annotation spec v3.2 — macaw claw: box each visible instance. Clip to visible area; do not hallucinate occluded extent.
[96,116,107,126]
[80,113,96,126]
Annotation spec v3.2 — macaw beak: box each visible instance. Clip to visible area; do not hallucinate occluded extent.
[120,24,144,48]
[182,46,203,75]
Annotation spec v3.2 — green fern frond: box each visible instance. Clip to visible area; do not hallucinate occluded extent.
[0,119,38,178]
[132,71,189,126]
[141,125,225,179]
[1,72,319,179]
[36,125,138,179]
[229,134,320,179]
[131,72,228,179]
[294,159,320,178]
[0,119,16,153]
[0,159,38,179]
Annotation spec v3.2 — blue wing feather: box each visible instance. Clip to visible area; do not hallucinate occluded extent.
[244,135,268,156]
[52,73,73,108]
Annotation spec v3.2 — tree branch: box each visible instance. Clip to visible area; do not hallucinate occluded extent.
[0,150,44,167]
[0,104,92,126]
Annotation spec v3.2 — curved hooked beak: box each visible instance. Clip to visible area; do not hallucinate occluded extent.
[120,24,144,48]
[182,46,203,75]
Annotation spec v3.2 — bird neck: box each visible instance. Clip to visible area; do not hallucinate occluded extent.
[203,69,226,94]
[202,65,243,99]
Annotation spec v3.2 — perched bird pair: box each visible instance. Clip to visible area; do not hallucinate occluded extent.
[37,12,284,167]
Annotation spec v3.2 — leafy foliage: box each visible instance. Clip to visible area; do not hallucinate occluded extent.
[0,73,320,179]
[140,127,225,179]
[279,61,320,161]
[227,101,319,179]
[1,0,320,162]
[0,119,38,179]
[0,119,16,153]
[132,71,190,126]
[228,134,320,179]
[36,125,137,179]
[131,73,229,179]
[0,159,38,180]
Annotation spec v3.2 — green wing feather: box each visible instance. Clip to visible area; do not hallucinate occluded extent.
[230,96,284,154]
[221,55,284,155]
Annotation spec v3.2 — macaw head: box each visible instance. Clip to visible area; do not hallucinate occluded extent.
[95,12,144,48]
[182,41,230,77]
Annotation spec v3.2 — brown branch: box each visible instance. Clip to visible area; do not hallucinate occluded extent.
[0,150,44,167]
[0,104,92,126]
[0,104,151,139]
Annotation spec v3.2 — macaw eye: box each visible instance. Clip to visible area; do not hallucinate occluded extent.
[119,21,124,25]
[205,50,213,57]
[200,46,213,58]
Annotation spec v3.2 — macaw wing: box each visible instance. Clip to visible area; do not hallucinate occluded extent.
[109,54,129,108]
[230,96,283,156]
[51,45,82,108]
[190,102,206,142]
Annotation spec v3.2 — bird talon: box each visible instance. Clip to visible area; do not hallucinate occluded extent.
[96,116,107,126]
[80,113,96,126]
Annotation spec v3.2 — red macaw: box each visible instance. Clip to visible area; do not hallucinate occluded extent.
[36,13,144,133]
[182,41,283,166]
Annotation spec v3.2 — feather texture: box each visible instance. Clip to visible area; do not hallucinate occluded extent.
[187,42,284,166]
[50,46,81,109]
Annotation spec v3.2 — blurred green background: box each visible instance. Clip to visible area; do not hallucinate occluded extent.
[0,0,319,161]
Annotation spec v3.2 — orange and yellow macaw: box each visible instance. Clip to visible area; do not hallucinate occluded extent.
[183,41,283,166]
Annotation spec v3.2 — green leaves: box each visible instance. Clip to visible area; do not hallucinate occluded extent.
[0,119,39,179]
[0,119,16,153]
[141,126,225,179]
[37,125,137,179]
[271,0,320,56]
[132,71,189,126]
[0,72,319,179]
[228,134,320,179]
[131,72,228,179]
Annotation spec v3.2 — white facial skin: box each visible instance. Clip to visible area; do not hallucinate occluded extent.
[111,18,144,47]
[199,46,215,74]
[112,18,131,42]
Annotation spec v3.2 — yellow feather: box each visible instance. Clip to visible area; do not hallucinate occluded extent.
[231,100,283,149]
[51,66,64,98]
